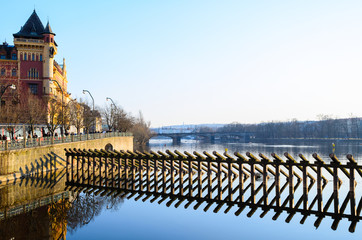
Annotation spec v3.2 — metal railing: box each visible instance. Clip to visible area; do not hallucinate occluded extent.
[0,132,132,151]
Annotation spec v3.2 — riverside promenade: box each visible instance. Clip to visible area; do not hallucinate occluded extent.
[0,132,133,186]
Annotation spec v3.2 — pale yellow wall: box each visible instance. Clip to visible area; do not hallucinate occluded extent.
[0,136,133,175]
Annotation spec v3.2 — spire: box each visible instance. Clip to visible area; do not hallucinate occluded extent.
[43,21,55,35]
[13,10,44,38]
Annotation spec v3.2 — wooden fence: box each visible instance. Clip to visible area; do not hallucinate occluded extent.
[65,148,362,232]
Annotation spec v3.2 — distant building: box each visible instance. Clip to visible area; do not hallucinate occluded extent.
[0,10,70,107]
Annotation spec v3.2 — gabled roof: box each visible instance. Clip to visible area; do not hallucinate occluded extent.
[13,10,45,38]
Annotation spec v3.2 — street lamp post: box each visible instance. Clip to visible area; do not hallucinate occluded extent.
[106,97,116,109]
[82,90,95,133]
[106,97,117,132]
[0,84,16,113]
[50,80,64,141]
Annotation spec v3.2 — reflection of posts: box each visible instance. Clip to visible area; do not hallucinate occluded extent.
[50,80,64,142]
[0,84,16,113]
[83,90,95,133]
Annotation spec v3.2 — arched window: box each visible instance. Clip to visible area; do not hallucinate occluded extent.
[12,69,16,77]
[24,53,27,61]
[32,53,35,61]
[40,54,43,61]
[1,68,5,76]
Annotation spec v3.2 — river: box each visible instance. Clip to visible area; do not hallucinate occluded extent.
[1,139,362,239]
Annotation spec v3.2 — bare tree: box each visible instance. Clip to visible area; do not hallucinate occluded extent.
[82,102,95,133]
[47,99,62,136]
[21,92,47,137]
[130,111,153,145]
[101,104,116,131]
[0,102,21,139]
[69,101,84,135]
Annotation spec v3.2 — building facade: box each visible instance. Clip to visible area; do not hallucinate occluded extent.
[0,10,70,107]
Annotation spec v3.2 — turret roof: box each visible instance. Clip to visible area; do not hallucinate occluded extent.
[13,10,45,38]
[43,21,55,35]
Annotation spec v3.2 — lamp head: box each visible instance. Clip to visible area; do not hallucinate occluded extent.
[10,84,16,90]
[82,90,86,94]
[106,97,110,101]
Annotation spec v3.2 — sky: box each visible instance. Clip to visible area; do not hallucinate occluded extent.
[1,0,362,127]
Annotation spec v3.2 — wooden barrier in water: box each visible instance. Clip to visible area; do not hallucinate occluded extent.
[65,148,362,232]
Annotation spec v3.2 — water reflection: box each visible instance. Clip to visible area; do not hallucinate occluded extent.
[65,146,362,233]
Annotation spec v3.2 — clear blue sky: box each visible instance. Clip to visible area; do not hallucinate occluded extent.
[2,0,362,127]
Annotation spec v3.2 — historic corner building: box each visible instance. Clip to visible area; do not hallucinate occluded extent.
[0,10,70,107]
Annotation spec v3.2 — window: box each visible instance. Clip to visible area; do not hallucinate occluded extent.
[1,68,5,76]
[24,53,27,61]
[40,54,42,61]
[32,54,35,61]
[12,54,17,60]
[0,55,5,59]
[28,68,39,78]
[12,69,16,77]
[28,83,38,95]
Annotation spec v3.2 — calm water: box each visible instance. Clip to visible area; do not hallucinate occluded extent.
[2,139,362,240]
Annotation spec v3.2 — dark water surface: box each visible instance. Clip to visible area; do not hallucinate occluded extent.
[2,140,362,240]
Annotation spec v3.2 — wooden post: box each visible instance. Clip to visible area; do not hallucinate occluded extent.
[146,156,151,192]
[227,158,233,202]
[207,157,212,199]
[85,152,89,185]
[111,155,115,187]
[81,154,85,184]
[331,161,340,214]
[261,156,269,205]
[198,158,202,198]
[188,156,193,197]
[104,154,108,187]
[287,157,294,208]
[274,157,280,207]
[348,162,356,217]
[162,156,167,194]
[217,157,222,201]
[93,152,96,186]
[125,158,129,189]
[99,154,102,186]
[66,152,69,182]
[154,157,159,192]
[170,156,175,195]
[71,152,74,183]
[179,159,184,196]
[238,157,244,204]
[132,158,136,191]
[315,159,323,212]
[139,158,144,191]
[76,154,80,183]
[118,156,122,189]
[302,160,309,210]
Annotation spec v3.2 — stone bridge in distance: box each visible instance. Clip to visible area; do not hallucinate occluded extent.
[152,132,253,144]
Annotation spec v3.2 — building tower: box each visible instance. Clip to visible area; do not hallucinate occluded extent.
[12,10,68,102]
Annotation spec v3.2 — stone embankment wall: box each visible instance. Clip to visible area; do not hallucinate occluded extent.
[0,136,133,176]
